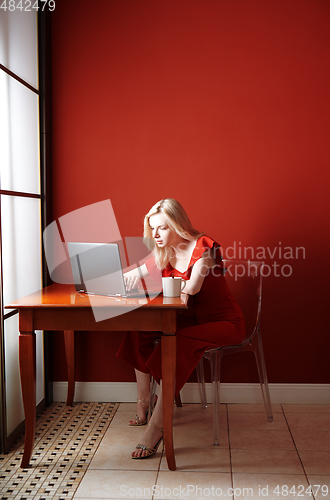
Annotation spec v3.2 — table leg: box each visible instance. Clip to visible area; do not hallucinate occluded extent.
[161,334,176,471]
[64,330,75,406]
[19,311,36,468]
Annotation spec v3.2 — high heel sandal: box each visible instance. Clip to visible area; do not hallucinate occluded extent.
[128,398,149,426]
[128,395,158,426]
[131,423,164,459]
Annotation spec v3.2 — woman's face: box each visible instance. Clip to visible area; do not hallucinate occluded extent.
[149,213,178,248]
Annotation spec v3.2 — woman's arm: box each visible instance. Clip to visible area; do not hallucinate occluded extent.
[124,263,149,290]
[182,252,212,295]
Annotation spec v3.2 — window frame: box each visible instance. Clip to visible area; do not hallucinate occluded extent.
[0,9,52,453]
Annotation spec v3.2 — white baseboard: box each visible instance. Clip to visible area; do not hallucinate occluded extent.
[53,381,330,405]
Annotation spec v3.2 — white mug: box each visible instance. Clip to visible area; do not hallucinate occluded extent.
[162,277,186,297]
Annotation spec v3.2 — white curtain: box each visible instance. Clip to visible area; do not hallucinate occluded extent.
[0,10,44,437]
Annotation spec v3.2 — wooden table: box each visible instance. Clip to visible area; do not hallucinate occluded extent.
[5,283,188,470]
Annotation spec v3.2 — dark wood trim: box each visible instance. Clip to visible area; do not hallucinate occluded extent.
[3,310,18,321]
[38,8,53,406]
[0,190,41,199]
[0,64,39,95]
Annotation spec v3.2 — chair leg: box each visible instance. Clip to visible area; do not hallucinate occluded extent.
[253,331,273,422]
[196,357,207,409]
[207,350,222,446]
[175,393,182,407]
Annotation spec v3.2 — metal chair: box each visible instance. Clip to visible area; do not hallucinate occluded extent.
[196,260,273,445]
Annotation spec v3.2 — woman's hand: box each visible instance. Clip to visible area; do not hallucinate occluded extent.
[124,275,140,291]
[123,263,149,291]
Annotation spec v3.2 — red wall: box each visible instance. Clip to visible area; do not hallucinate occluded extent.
[51,0,330,385]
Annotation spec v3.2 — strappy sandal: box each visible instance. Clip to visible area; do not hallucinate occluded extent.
[131,423,164,459]
[128,398,149,426]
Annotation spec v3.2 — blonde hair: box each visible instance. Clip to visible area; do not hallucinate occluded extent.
[143,198,203,270]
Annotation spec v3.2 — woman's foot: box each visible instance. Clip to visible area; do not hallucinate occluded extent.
[128,398,149,426]
[131,423,163,459]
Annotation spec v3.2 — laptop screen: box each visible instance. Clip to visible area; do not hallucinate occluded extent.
[67,242,127,297]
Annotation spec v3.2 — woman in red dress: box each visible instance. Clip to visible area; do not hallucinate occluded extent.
[117,198,245,459]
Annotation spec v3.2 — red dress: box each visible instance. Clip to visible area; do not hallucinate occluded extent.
[116,236,245,394]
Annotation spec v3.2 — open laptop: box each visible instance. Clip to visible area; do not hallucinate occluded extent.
[67,242,159,298]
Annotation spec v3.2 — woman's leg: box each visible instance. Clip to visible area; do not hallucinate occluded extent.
[129,369,151,426]
[131,383,164,458]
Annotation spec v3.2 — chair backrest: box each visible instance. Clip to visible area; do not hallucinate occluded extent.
[222,260,264,341]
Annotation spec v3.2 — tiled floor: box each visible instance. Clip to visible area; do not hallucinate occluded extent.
[75,403,330,500]
[1,403,330,500]
[0,402,119,500]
